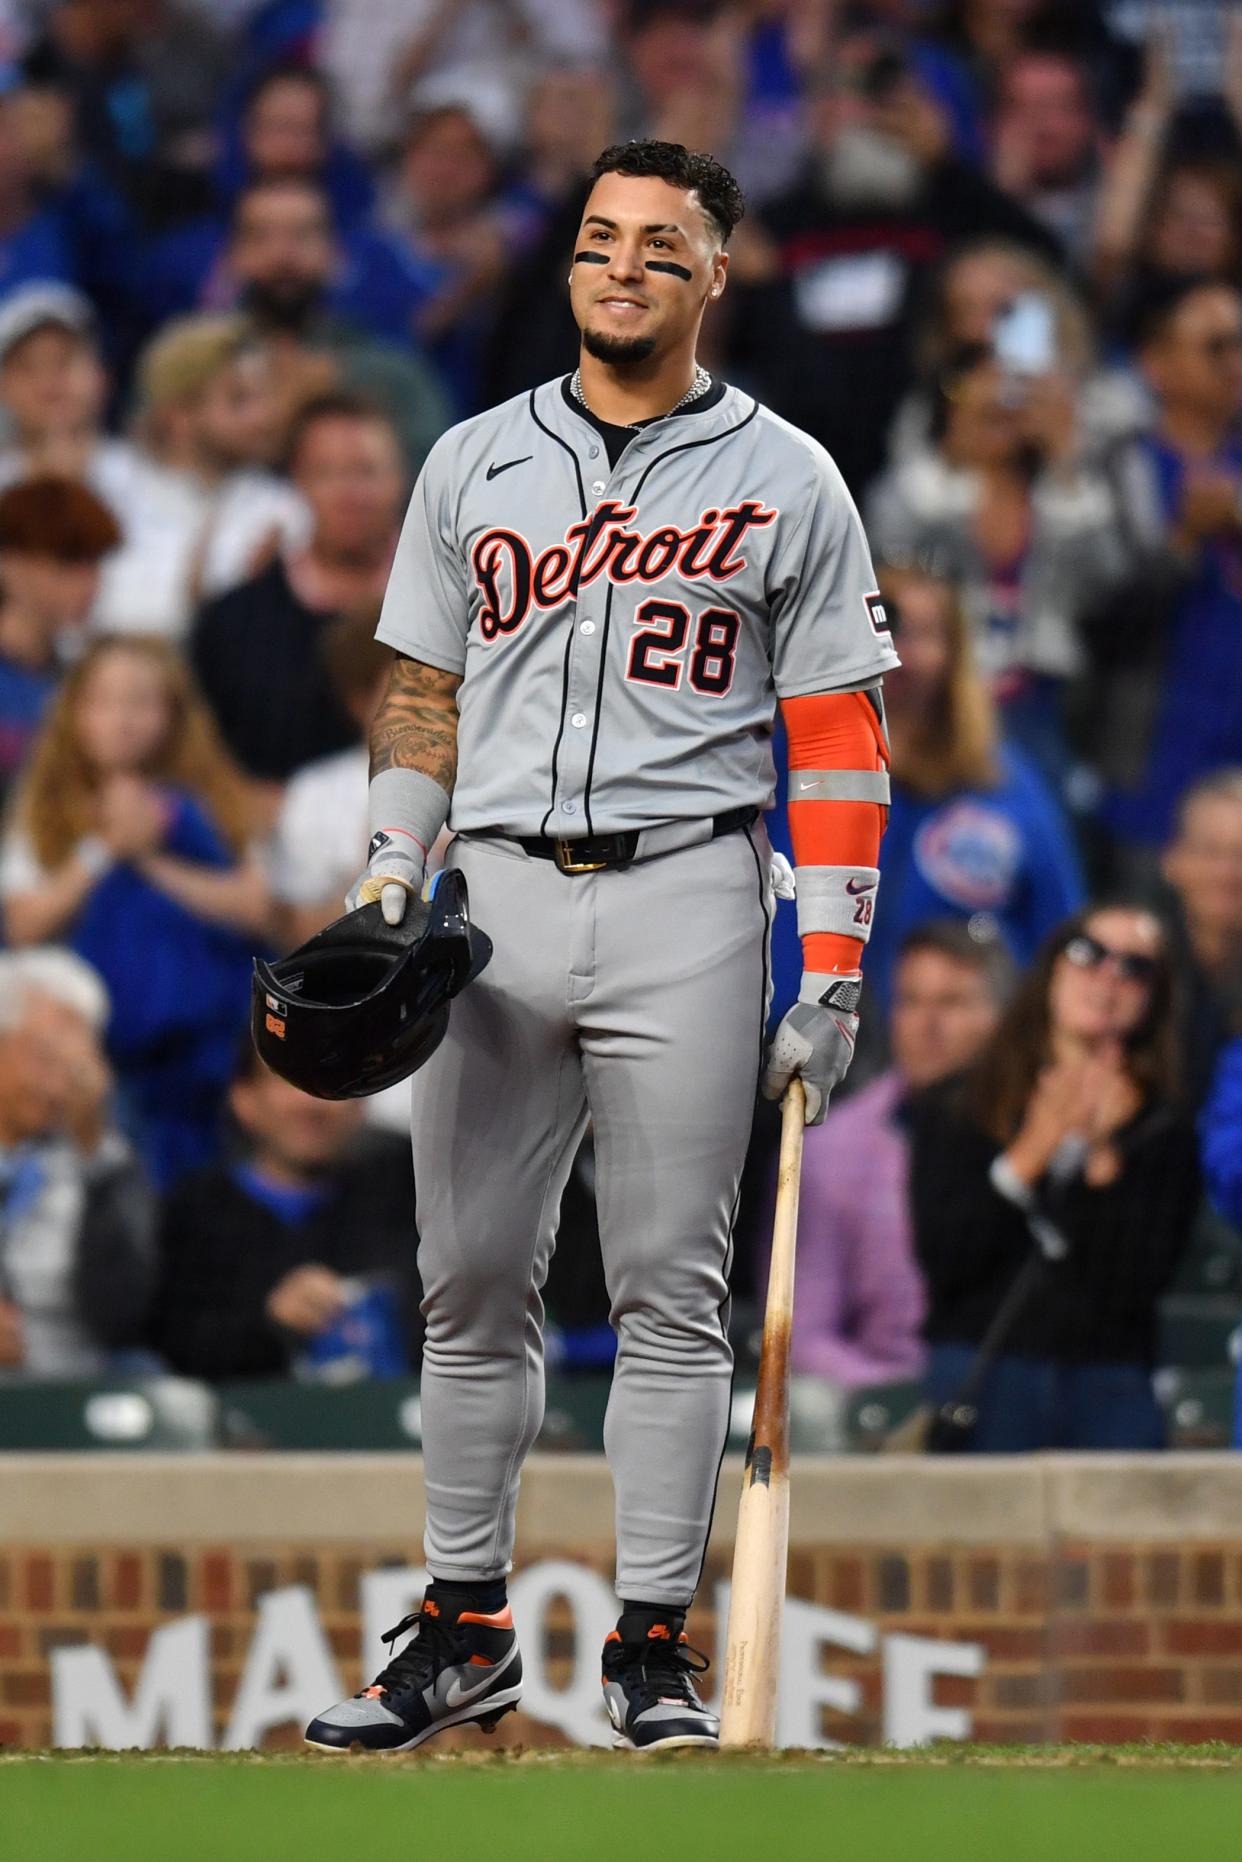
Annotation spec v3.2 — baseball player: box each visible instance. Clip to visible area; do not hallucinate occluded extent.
[305,139,897,1756]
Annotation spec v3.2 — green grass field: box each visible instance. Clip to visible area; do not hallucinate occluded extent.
[7,1747,1242,1862]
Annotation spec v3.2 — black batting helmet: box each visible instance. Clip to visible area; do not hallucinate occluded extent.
[251,867,491,1099]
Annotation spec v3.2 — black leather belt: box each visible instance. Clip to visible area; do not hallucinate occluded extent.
[477,805,759,875]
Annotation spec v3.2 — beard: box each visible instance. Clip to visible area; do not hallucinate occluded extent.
[241,275,324,332]
[581,326,659,367]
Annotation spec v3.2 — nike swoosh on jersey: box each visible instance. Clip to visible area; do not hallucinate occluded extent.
[486,456,532,481]
[845,877,876,895]
[796,779,823,792]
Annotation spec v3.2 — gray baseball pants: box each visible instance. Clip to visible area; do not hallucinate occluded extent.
[410,822,774,1605]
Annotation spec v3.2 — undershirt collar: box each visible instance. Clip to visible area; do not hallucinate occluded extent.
[559,371,726,470]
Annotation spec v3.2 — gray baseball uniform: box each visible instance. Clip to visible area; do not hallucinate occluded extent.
[377,375,897,1605]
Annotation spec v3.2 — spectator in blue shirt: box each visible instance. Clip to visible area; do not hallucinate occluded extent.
[160,176,449,478]
[1093,279,1242,857]
[0,74,83,302]
[215,63,375,230]
[0,635,270,1188]
[867,564,1084,1011]
[138,72,435,351]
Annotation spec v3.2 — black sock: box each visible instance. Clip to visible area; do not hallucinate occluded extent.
[427,1575,508,1614]
[618,1600,686,1638]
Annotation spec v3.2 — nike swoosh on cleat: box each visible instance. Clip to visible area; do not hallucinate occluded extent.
[845,877,876,895]
[442,1665,506,1710]
[486,456,532,481]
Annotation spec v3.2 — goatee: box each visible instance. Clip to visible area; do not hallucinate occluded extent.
[582,328,658,367]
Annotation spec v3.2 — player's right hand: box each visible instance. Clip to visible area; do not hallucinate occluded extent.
[346,831,425,926]
[762,974,861,1125]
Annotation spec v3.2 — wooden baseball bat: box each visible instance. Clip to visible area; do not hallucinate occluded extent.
[719,1077,805,1748]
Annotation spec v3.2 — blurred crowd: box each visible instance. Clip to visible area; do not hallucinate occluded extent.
[1,0,1242,1452]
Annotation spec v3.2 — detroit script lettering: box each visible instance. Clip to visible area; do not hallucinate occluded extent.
[471,499,778,639]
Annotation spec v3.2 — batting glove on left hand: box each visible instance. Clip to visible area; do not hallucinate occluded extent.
[762,974,861,1125]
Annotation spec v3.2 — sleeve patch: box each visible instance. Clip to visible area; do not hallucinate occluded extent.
[864,591,890,636]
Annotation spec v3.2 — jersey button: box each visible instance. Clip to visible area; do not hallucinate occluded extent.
[591,480,605,496]
[561,800,577,815]
[580,621,596,635]
[571,712,587,728]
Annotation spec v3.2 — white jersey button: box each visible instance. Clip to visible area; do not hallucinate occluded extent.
[560,800,577,815]
[580,621,596,635]
[571,712,587,728]
[591,480,605,496]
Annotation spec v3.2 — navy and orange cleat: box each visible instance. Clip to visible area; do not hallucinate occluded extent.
[305,1588,521,1753]
[601,1608,719,1751]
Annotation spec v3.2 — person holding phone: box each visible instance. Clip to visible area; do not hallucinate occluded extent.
[866,333,1127,794]
[886,239,1146,469]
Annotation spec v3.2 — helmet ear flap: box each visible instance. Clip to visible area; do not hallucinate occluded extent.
[426,866,493,990]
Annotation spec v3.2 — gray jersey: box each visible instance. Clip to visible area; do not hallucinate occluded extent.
[376,377,898,836]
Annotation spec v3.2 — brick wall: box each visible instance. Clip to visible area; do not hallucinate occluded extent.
[5,1535,1242,1750]
[5,1454,1242,1751]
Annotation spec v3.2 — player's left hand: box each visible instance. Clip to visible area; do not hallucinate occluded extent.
[762,974,861,1125]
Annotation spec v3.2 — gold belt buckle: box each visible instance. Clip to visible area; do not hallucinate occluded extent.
[554,838,608,874]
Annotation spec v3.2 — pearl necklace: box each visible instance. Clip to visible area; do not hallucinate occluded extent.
[571,364,711,428]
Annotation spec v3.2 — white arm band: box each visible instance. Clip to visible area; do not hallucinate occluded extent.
[367,767,451,862]
[793,865,881,943]
[788,767,890,803]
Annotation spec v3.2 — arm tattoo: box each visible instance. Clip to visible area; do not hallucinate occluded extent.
[370,654,462,791]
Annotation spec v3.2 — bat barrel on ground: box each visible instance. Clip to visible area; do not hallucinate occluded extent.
[719,1077,805,1748]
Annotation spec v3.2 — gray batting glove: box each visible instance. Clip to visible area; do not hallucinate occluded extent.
[346,831,425,927]
[762,974,861,1125]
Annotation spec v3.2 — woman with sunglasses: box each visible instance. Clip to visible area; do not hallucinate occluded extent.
[908,906,1200,1451]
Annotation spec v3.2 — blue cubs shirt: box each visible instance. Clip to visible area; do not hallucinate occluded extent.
[865,742,1084,1009]
[765,730,1083,1020]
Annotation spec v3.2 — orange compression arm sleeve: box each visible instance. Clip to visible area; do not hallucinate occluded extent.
[781,689,890,977]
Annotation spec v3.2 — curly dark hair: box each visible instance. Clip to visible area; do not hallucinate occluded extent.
[589,140,745,244]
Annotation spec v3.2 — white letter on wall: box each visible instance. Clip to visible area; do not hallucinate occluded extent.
[52,1617,211,1750]
[713,1585,877,1749]
[509,1559,616,1748]
[883,1633,985,1747]
[223,1586,341,1750]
